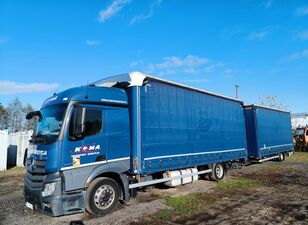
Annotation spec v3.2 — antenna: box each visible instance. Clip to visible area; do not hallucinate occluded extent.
[235,84,239,99]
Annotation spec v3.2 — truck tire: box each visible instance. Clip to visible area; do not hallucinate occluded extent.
[209,163,225,181]
[85,177,120,215]
[277,152,285,162]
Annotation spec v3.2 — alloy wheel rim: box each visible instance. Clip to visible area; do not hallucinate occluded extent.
[94,184,115,210]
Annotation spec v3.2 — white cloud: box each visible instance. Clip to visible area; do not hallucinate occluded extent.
[280,49,308,62]
[148,55,209,70]
[86,40,100,46]
[98,0,131,23]
[130,0,162,25]
[130,55,225,76]
[247,31,268,41]
[298,29,308,40]
[0,81,60,95]
[295,6,308,16]
[183,64,223,75]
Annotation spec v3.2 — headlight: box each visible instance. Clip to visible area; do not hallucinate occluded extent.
[42,182,56,197]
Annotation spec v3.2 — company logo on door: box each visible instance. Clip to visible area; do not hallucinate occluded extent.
[74,145,100,153]
[71,144,101,157]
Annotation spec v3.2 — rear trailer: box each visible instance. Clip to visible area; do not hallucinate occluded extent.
[244,105,294,162]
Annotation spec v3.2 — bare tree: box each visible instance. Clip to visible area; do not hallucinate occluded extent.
[1,99,36,132]
[22,104,35,130]
[6,98,23,132]
[258,96,289,111]
[0,103,9,130]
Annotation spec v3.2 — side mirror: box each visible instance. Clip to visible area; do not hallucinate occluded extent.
[26,111,42,121]
[71,106,86,139]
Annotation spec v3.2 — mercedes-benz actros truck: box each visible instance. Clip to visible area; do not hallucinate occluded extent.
[24,72,294,216]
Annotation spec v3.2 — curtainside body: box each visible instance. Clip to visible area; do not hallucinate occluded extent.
[244,105,294,160]
[133,77,248,175]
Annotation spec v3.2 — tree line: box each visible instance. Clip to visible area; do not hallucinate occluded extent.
[0,98,35,133]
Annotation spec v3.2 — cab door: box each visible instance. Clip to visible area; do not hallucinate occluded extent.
[61,104,108,170]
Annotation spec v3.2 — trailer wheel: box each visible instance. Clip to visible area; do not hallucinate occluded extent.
[209,163,225,181]
[277,152,285,162]
[85,177,120,215]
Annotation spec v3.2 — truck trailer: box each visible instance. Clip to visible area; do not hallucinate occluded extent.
[244,105,294,162]
[24,72,293,216]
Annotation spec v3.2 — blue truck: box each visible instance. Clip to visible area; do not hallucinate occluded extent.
[24,72,293,216]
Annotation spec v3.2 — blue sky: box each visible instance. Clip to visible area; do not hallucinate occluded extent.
[0,0,308,112]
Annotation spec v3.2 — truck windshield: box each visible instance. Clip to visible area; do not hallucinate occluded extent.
[296,129,304,136]
[32,104,67,143]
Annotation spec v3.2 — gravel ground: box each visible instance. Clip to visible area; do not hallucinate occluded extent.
[0,152,307,225]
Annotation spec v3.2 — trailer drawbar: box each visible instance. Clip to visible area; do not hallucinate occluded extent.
[24,71,294,216]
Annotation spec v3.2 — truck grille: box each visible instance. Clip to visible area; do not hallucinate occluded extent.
[25,158,46,174]
[25,171,46,188]
[25,158,47,188]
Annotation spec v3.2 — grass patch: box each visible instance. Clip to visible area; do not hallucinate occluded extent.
[156,177,262,221]
[157,193,203,219]
[136,154,306,225]
[216,177,263,193]
[287,152,308,163]
[0,166,24,174]
[260,163,281,171]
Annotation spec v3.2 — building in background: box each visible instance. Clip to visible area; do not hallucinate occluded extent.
[0,130,32,170]
[292,113,308,130]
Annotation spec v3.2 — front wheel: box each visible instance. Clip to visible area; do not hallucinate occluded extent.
[209,163,226,181]
[85,177,120,215]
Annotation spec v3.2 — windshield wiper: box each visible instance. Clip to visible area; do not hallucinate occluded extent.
[31,134,47,143]
[31,133,58,144]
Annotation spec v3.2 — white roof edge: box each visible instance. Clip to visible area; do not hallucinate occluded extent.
[89,71,147,87]
[91,71,243,103]
[89,71,148,87]
[245,104,291,113]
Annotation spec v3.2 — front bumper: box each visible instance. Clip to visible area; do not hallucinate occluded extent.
[24,172,86,216]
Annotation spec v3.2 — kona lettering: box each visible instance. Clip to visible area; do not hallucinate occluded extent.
[74,145,100,153]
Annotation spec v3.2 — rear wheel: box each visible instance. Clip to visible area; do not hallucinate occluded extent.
[85,177,120,215]
[278,152,285,162]
[209,163,225,181]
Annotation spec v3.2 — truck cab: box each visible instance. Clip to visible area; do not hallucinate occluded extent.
[24,85,131,216]
[294,127,308,150]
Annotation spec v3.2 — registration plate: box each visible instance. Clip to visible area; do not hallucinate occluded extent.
[25,202,33,210]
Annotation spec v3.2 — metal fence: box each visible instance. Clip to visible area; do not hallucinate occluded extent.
[0,130,33,170]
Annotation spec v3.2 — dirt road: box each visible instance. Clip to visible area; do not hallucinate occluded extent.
[0,152,307,225]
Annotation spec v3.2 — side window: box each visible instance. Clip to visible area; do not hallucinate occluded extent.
[84,109,102,136]
[69,107,102,139]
